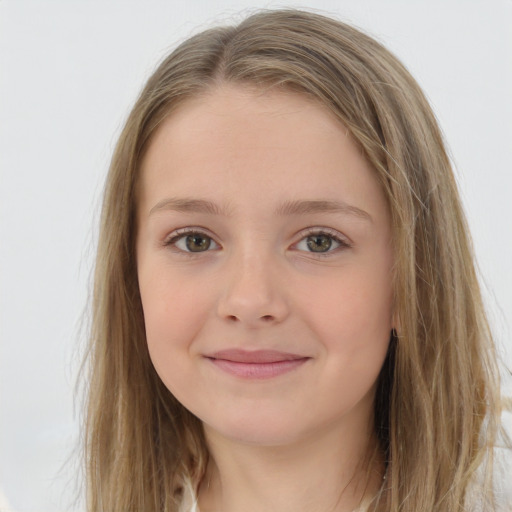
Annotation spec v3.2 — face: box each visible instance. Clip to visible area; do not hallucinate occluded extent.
[136,85,394,447]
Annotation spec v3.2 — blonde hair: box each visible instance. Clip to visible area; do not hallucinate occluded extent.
[84,9,504,511]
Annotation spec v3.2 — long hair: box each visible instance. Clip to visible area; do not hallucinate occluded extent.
[84,9,503,511]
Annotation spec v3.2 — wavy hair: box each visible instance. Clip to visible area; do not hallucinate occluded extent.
[83,9,504,511]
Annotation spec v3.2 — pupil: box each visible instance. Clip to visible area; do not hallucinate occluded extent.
[186,234,211,252]
[307,235,332,252]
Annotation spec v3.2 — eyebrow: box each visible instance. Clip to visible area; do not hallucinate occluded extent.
[149,197,372,222]
[149,197,227,216]
[275,199,372,222]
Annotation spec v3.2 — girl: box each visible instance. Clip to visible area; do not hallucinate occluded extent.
[84,9,508,511]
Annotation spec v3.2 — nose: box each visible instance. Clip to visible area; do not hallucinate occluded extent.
[216,250,290,328]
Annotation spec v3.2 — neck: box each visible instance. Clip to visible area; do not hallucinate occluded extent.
[197,421,385,512]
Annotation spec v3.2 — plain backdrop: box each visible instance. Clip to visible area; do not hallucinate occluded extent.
[1,1,511,510]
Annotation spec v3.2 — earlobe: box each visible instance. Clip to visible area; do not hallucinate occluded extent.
[391,311,401,337]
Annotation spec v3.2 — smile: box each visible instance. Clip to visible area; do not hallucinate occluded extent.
[205,349,310,379]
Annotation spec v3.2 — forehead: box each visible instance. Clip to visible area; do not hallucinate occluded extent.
[137,84,387,221]
[146,84,344,151]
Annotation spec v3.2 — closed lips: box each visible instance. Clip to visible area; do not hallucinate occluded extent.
[206,349,308,363]
[205,350,310,379]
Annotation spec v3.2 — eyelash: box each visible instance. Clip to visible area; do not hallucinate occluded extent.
[164,227,220,255]
[163,227,351,256]
[296,228,351,256]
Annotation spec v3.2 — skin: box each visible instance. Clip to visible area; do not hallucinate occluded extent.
[136,84,394,512]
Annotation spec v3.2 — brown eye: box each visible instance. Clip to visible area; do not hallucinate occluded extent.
[168,231,219,253]
[306,234,333,253]
[168,228,220,254]
[184,234,212,252]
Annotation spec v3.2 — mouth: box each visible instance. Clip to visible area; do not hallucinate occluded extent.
[204,349,310,379]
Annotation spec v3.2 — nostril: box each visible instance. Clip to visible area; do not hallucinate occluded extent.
[227,314,274,322]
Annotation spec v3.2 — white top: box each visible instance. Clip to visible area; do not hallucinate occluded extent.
[178,445,512,512]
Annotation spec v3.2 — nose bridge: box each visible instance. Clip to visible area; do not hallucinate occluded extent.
[217,240,289,326]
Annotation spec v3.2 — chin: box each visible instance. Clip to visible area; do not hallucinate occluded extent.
[204,413,324,447]
[203,413,308,447]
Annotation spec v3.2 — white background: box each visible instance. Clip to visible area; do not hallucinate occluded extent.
[1,1,511,511]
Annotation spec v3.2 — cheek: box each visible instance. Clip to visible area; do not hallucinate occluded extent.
[299,262,393,372]
[138,269,213,380]
[310,278,392,415]
[307,264,392,331]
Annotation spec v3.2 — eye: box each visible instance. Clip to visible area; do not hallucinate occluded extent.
[294,230,349,254]
[166,230,220,253]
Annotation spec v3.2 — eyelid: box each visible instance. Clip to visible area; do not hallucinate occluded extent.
[299,226,352,243]
[161,225,351,255]
[292,227,352,255]
[163,227,221,253]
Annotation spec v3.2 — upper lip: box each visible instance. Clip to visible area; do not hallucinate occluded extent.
[206,349,308,364]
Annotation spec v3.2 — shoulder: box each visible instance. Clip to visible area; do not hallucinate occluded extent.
[465,442,512,511]
[493,445,512,511]
[177,478,200,512]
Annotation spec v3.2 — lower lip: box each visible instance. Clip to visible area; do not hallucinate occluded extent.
[207,358,309,379]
